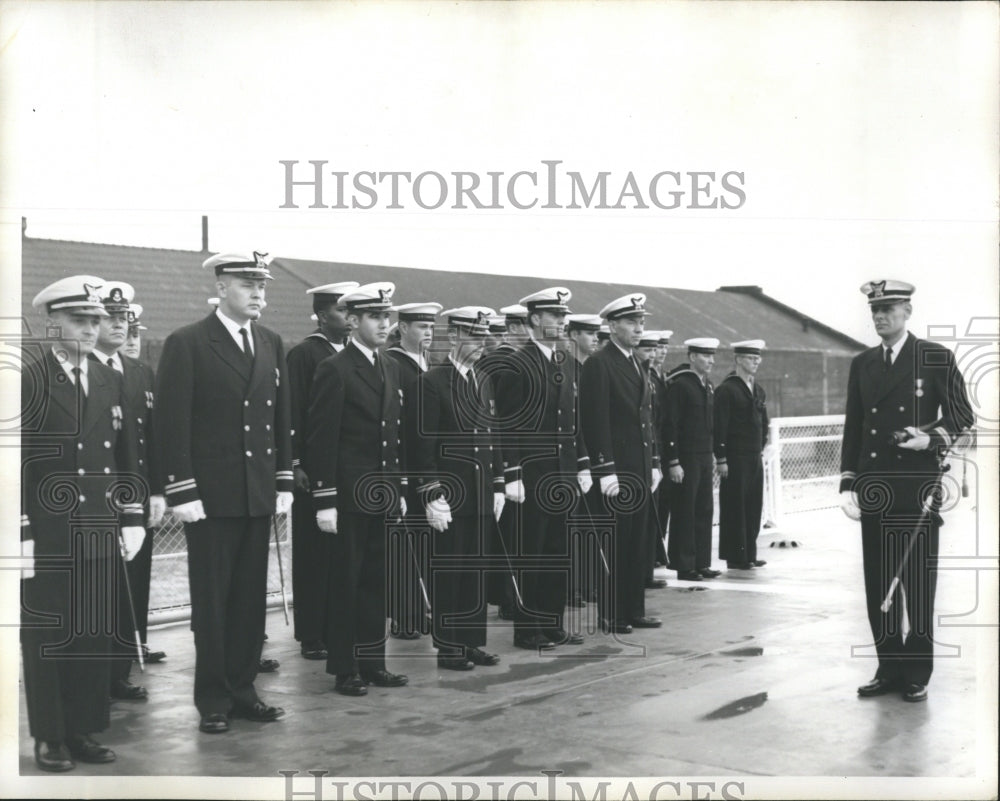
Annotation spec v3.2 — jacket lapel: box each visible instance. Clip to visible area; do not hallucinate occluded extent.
[610,345,641,389]
[875,333,915,403]
[348,342,382,396]
[207,314,252,383]
[83,362,111,436]
[43,351,80,420]
[861,346,884,407]
[246,325,271,395]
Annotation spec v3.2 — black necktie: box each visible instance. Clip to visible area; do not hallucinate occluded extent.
[72,366,87,411]
[372,353,383,385]
[107,356,116,369]
[239,328,254,366]
[883,347,892,373]
[630,355,641,374]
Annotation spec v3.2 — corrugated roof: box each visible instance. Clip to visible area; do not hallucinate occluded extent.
[22,235,863,352]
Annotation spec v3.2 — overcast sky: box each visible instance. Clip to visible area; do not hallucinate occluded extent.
[2,1,997,348]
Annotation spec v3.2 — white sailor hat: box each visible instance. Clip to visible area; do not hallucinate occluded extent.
[441,306,494,336]
[566,314,603,332]
[597,323,611,341]
[499,304,529,322]
[860,279,915,305]
[393,302,443,322]
[638,331,661,347]
[599,293,651,320]
[203,251,274,280]
[657,330,674,345]
[306,281,360,309]
[519,287,573,315]
[732,339,765,355]
[127,303,148,331]
[32,275,109,316]
[488,315,507,334]
[207,297,220,308]
[341,281,395,312]
[684,337,720,354]
[98,281,135,313]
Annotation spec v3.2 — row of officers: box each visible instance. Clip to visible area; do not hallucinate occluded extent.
[23,257,969,771]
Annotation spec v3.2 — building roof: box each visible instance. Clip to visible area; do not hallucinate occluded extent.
[21,234,865,352]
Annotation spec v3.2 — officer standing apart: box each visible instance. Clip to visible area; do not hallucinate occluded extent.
[407,306,505,670]
[155,252,293,734]
[90,281,167,702]
[499,288,590,649]
[840,280,973,703]
[287,281,358,661]
[305,282,410,697]
[21,276,146,771]
[664,338,723,582]
[580,294,663,634]
[714,340,770,571]
[385,301,443,640]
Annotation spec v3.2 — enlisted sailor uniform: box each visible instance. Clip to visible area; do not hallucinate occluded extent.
[154,254,293,720]
[714,363,769,566]
[841,282,973,689]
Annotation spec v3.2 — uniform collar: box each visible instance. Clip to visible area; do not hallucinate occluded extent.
[883,330,908,361]
[92,347,122,371]
[530,337,555,362]
[350,336,378,365]
[52,346,89,377]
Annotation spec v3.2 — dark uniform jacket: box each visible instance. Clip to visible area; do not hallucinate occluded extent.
[304,340,406,514]
[154,313,293,516]
[713,373,769,464]
[662,364,714,466]
[406,360,504,517]
[495,341,588,489]
[21,348,143,555]
[286,331,338,469]
[839,332,974,494]
[579,341,659,486]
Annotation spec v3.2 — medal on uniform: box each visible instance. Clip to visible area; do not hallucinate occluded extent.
[145,390,154,409]
[274,367,280,386]
[915,378,924,398]
[111,405,123,430]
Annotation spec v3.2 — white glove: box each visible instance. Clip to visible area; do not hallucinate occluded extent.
[576,469,593,495]
[147,494,166,528]
[668,464,684,484]
[120,526,146,561]
[493,492,505,522]
[762,444,776,463]
[505,479,526,504]
[651,467,662,493]
[172,499,207,523]
[316,507,338,533]
[840,491,861,521]
[426,498,452,532]
[275,491,294,515]
[21,539,35,580]
[897,426,931,452]
[600,474,620,498]
[399,496,408,518]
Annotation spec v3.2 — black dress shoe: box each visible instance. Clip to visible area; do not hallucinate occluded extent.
[466,646,502,665]
[630,616,662,628]
[751,560,767,567]
[34,741,74,772]
[497,604,515,620]
[360,669,409,687]
[437,655,475,671]
[600,619,633,635]
[699,568,722,578]
[199,712,231,733]
[334,673,368,696]
[727,561,755,570]
[645,579,668,589]
[257,658,280,673]
[300,640,328,660]
[141,645,166,663]
[231,701,285,722]
[514,633,556,650]
[66,735,116,764]
[857,676,901,697]
[902,683,928,703]
[543,629,584,645]
[676,570,702,581]
[110,678,149,700]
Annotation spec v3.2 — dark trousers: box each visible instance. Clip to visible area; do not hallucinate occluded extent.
[514,498,569,637]
[861,513,939,686]
[390,517,432,636]
[109,540,142,686]
[645,486,670,582]
[291,488,329,643]
[21,531,115,742]
[185,516,269,716]
[487,502,517,609]
[431,515,489,652]
[668,453,715,572]
[597,492,649,625]
[325,512,388,676]
[718,453,764,563]
[130,522,154,644]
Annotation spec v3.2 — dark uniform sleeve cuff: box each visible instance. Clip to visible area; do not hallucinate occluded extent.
[311,484,338,510]
[21,514,31,542]
[504,465,522,481]
[576,456,591,471]
[839,471,857,493]
[164,478,200,508]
